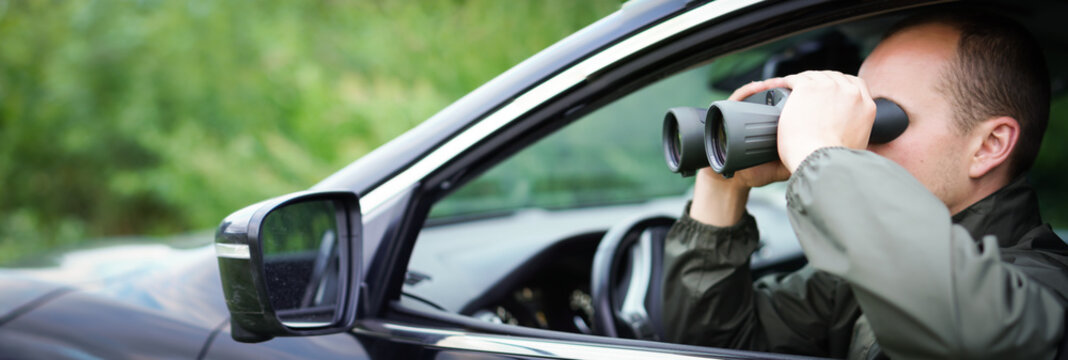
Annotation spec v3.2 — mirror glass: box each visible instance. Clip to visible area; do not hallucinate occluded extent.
[260,199,343,328]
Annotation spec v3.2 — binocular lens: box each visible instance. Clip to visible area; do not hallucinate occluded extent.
[675,132,683,160]
[714,113,727,167]
[704,106,729,171]
[661,107,708,177]
[664,117,681,169]
[663,88,909,177]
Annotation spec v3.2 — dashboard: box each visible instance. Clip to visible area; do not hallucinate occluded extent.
[466,232,600,334]
[402,187,803,333]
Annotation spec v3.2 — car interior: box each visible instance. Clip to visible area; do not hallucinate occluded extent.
[397,1,1068,356]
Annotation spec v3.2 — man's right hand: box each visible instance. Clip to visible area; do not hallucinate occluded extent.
[690,162,788,227]
[689,84,790,227]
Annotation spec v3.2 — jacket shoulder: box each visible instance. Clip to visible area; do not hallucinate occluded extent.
[1003,224,1068,304]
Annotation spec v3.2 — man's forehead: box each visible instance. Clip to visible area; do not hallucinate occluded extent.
[860,22,959,90]
[858,22,961,125]
[865,22,958,69]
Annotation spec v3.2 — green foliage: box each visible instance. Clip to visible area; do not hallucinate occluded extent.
[4,0,1068,266]
[1033,95,1068,229]
[0,0,618,265]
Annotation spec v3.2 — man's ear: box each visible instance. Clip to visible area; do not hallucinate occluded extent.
[968,116,1020,179]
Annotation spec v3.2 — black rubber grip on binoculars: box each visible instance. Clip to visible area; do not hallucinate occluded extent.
[663,88,911,177]
[870,98,908,144]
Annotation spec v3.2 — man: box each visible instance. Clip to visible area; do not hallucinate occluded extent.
[663,9,1068,359]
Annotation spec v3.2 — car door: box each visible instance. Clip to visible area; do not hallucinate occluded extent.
[302,0,943,358]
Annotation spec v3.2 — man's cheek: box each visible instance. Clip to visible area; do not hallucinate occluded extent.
[868,143,906,164]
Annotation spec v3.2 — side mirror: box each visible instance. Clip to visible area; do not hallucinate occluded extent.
[214,191,361,343]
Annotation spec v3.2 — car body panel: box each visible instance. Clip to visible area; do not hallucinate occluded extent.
[0,241,375,359]
[0,243,224,358]
[0,277,66,323]
[204,325,367,360]
[0,288,214,359]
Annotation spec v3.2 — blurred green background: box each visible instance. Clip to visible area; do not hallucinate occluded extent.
[3,1,1067,266]
[0,0,619,265]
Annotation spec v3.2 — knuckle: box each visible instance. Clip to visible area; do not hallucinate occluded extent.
[863,99,877,116]
[844,85,861,97]
[813,78,835,90]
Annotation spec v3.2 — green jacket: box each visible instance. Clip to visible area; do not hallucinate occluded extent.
[663,147,1068,359]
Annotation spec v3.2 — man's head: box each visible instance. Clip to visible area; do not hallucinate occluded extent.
[860,9,1050,214]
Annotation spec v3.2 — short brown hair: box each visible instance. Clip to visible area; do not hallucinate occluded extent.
[887,8,1050,178]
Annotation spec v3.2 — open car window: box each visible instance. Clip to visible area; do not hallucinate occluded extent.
[424,64,716,225]
[403,35,804,328]
[399,8,1068,355]
[406,60,724,320]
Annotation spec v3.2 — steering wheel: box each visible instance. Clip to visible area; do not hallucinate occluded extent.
[590,214,676,339]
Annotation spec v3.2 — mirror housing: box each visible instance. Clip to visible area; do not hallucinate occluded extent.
[214,191,361,343]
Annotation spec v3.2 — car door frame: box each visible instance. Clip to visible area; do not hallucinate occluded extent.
[346,0,942,358]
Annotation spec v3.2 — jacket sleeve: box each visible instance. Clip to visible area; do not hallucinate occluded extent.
[785,147,1066,359]
[663,202,857,356]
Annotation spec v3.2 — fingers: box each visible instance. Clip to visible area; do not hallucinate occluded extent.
[731,71,872,102]
[842,74,877,120]
[769,71,878,172]
[732,159,791,188]
[728,77,791,101]
[728,81,767,101]
[778,70,877,119]
[843,73,873,102]
[775,70,867,93]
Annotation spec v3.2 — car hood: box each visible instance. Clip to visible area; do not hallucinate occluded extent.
[0,232,229,328]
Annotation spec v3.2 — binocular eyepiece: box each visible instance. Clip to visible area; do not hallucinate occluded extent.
[663,88,909,177]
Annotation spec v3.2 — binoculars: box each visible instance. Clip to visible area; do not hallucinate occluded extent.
[662,88,909,177]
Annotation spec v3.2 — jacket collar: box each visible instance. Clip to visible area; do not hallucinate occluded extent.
[951,175,1043,248]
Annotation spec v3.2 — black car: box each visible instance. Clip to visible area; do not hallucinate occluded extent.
[4,0,1068,358]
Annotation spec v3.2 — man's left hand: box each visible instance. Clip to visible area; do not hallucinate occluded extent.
[741,71,878,173]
